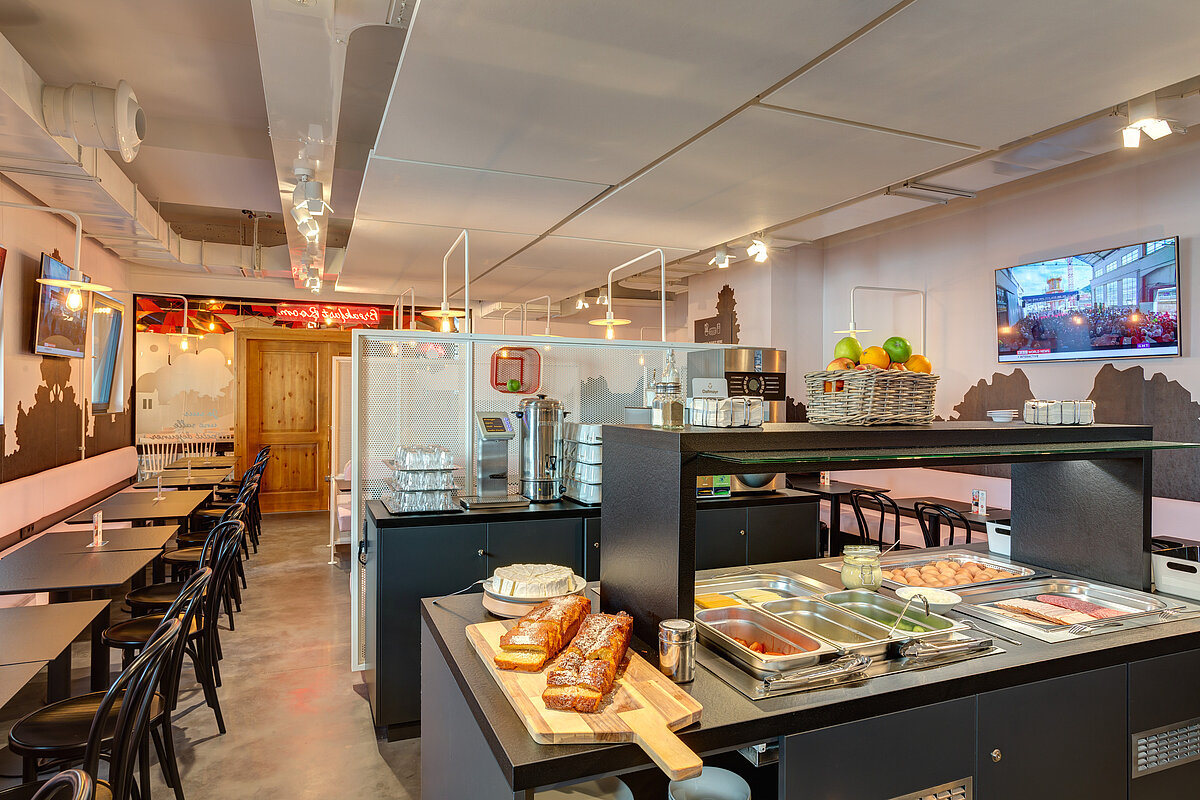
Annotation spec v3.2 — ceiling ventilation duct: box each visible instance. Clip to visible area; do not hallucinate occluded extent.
[41,79,145,162]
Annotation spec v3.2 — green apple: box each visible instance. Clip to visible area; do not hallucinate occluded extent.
[833,336,863,363]
[506,378,522,392]
[883,336,912,364]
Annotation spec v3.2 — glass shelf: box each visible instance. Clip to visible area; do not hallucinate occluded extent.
[700,439,1198,466]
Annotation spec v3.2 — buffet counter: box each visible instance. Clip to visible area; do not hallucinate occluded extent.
[420,551,1200,799]
[364,490,820,738]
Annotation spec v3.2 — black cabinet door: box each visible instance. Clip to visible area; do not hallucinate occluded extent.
[1129,647,1200,799]
[781,696,976,799]
[747,502,820,564]
[583,517,601,582]
[977,665,1126,799]
[487,518,584,576]
[695,507,747,570]
[378,523,487,728]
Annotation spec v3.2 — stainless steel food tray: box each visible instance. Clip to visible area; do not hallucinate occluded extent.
[695,570,837,603]
[954,578,1189,631]
[820,550,1045,590]
[695,605,839,678]
[821,589,969,640]
[758,597,896,657]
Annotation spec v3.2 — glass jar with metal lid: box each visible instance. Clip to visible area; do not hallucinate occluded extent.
[840,544,883,590]
[651,350,685,430]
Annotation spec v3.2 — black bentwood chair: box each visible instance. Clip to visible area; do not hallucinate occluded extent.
[4,618,182,800]
[29,769,94,800]
[848,489,904,550]
[913,501,974,547]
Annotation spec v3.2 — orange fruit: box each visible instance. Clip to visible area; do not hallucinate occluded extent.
[905,354,932,373]
[860,346,891,368]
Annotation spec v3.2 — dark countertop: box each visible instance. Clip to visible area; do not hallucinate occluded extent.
[420,550,1200,791]
[369,489,818,529]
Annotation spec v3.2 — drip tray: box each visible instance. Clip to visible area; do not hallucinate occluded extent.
[697,634,1003,700]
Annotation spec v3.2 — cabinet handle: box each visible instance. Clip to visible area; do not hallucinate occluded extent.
[477,549,485,557]
[593,542,599,548]
[990,748,1002,763]
[739,530,746,536]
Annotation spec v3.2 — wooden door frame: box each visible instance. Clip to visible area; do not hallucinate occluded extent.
[235,329,352,509]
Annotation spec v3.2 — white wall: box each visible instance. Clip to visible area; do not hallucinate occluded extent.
[822,140,1200,419]
[0,176,134,448]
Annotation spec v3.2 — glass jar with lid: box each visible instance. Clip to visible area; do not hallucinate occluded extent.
[651,381,685,430]
[840,544,883,590]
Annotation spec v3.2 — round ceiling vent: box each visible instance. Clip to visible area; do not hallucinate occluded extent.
[42,79,146,162]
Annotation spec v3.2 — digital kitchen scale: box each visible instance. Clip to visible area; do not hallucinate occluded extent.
[460,412,531,510]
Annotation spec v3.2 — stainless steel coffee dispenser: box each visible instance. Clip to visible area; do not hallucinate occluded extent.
[513,394,565,502]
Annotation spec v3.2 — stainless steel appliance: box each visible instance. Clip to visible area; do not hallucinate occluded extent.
[732,474,786,493]
[460,412,529,510]
[514,394,565,502]
[687,347,788,422]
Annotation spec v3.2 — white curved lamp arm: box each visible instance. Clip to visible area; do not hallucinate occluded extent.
[523,295,552,335]
[0,201,82,272]
[606,248,666,342]
[443,229,470,333]
[848,285,927,354]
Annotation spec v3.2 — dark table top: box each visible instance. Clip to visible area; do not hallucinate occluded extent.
[0,600,110,665]
[132,470,232,489]
[421,549,1200,791]
[163,456,235,470]
[0,547,158,595]
[0,661,44,709]
[64,489,211,524]
[892,495,1011,524]
[32,525,179,554]
[787,477,890,498]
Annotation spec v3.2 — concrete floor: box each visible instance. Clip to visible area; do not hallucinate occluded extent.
[0,511,420,798]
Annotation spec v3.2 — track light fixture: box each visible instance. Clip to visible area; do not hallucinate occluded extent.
[747,237,769,263]
[1123,92,1176,148]
[292,176,329,216]
[709,246,732,269]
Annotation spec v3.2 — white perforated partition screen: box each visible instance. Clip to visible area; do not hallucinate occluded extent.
[348,331,726,669]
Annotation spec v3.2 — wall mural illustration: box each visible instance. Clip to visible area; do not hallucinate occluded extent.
[943,365,1199,501]
[0,357,131,484]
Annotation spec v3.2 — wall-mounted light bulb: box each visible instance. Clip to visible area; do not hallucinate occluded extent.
[605,325,615,340]
[66,288,83,311]
[441,316,452,333]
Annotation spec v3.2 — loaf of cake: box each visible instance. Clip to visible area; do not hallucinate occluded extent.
[542,611,633,713]
[494,595,591,672]
[492,563,575,598]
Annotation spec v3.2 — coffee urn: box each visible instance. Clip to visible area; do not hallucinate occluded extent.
[513,394,565,502]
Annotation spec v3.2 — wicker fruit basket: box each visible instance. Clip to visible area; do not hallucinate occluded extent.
[804,369,940,425]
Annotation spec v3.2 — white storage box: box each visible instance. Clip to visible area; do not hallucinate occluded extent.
[564,421,603,444]
[986,521,1011,557]
[1152,542,1200,602]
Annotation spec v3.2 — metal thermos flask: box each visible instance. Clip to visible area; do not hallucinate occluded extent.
[513,394,565,502]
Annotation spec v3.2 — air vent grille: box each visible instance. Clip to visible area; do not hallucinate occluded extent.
[1133,717,1200,777]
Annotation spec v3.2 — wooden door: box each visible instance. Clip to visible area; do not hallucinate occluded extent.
[236,330,351,512]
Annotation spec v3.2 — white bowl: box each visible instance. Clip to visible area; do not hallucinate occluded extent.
[895,585,961,614]
[536,777,633,799]
[667,767,751,800]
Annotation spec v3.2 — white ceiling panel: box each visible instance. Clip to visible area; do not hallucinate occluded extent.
[373,0,902,184]
[501,236,695,296]
[771,193,932,242]
[354,156,604,234]
[337,219,533,300]
[767,0,1200,151]
[120,146,283,213]
[555,106,970,250]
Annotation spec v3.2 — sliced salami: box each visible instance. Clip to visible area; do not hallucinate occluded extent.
[1035,594,1127,619]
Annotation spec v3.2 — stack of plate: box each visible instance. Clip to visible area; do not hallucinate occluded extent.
[986,409,1019,422]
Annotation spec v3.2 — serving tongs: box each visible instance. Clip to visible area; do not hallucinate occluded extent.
[893,636,993,660]
[756,654,872,696]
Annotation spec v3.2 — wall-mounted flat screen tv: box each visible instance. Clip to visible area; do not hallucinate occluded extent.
[996,236,1180,363]
[32,252,89,358]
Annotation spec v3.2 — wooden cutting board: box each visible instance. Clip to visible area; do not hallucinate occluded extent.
[467,619,704,780]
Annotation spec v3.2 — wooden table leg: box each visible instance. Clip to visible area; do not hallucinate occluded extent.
[47,590,72,702]
[90,588,111,692]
